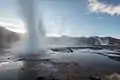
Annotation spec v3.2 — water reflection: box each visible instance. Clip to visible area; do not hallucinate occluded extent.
[0,61,22,80]
[18,60,39,80]
[109,56,120,62]
[96,52,120,63]
[0,49,120,80]
[18,57,57,80]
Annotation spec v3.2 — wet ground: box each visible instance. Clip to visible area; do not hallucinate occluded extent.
[0,49,120,80]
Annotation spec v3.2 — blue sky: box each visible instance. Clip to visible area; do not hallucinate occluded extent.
[0,0,120,38]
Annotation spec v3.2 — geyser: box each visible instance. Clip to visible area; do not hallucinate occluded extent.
[18,0,45,54]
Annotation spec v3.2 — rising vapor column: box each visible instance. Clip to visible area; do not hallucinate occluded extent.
[18,0,44,54]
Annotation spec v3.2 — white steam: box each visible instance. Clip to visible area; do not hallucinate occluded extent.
[17,0,45,54]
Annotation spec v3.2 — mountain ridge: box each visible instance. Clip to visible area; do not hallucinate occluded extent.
[46,36,120,47]
[0,26,20,49]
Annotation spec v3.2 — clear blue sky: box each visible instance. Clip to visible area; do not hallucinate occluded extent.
[0,0,120,38]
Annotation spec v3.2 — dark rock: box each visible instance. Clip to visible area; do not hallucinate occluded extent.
[36,76,59,80]
[36,77,46,80]
[89,76,101,80]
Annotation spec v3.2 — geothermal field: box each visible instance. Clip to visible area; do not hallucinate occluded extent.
[0,0,120,80]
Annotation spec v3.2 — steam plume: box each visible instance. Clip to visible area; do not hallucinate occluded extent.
[18,0,45,54]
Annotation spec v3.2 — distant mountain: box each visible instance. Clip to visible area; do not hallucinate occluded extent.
[0,26,20,49]
[1,25,119,48]
[46,36,120,47]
